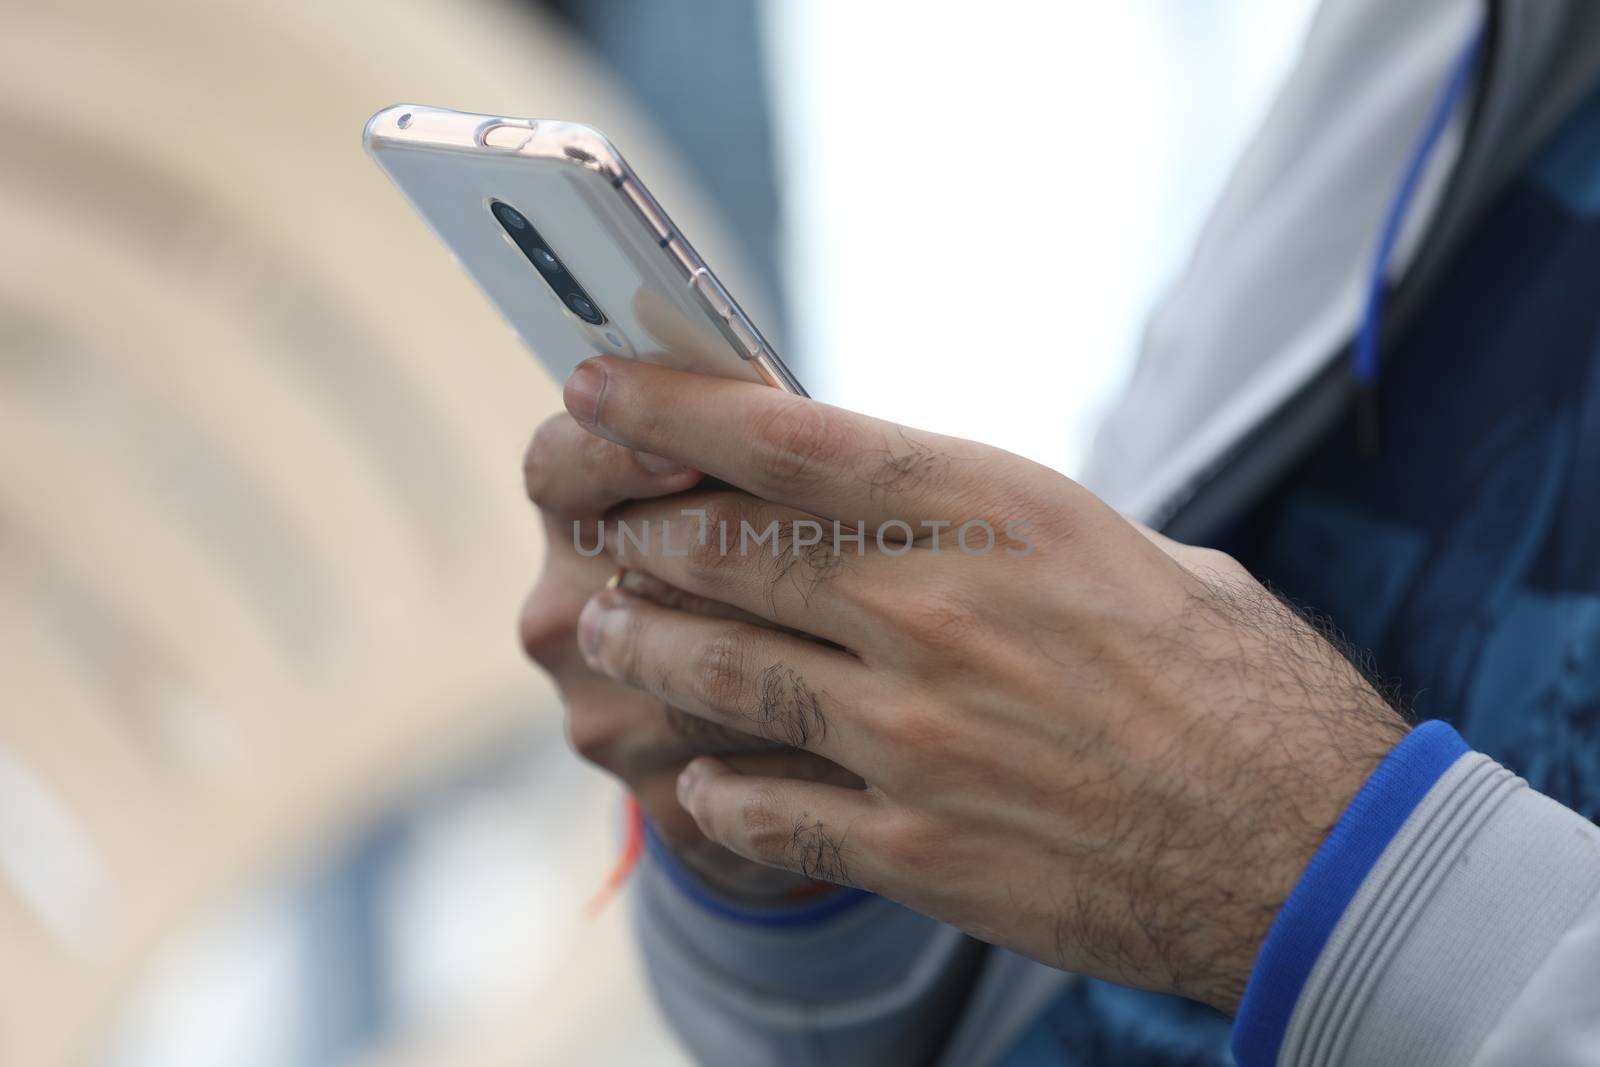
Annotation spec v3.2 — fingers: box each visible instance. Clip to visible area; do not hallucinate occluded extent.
[603,491,893,648]
[563,356,997,528]
[577,587,877,766]
[522,547,780,676]
[676,756,886,890]
[616,568,781,630]
[524,411,703,522]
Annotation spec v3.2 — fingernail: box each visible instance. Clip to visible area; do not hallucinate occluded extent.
[636,451,686,476]
[577,593,615,660]
[565,361,606,425]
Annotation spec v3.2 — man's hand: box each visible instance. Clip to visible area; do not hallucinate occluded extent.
[561,355,1410,1012]
[519,412,851,900]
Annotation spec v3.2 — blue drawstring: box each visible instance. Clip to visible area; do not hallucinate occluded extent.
[1353,22,1486,395]
[1356,22,1491,388]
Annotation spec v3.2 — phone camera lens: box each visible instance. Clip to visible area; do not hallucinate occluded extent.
[491,201,601,323]
[494,202,527,230]
[566,293,602,323]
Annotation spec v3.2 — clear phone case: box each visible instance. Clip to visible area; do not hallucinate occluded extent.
[364,104,805,395]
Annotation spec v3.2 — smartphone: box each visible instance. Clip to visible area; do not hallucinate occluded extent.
[364,104,805,396]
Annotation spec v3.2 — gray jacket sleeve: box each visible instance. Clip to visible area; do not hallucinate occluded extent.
[632,847,983,1067]
[1234,722,1600,1067]
[1468,893,1600,1067]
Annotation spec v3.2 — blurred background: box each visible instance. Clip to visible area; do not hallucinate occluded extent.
[0,0,1317,1064]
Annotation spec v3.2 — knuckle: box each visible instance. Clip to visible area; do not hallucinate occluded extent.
[875,811,939,872]
[754,402,847,489]
[680,498,728,554]
[894,584,984,653]
[867,702,960,769]
[522,415,569,507]
[563,709,620,770]
[675,498,749,581]
[694,630,751,711]
[683,526,736,579]
[737,786,791,863]
[1181,546,1252,584]
[518,586,573,669]
[698,496,744,530]
[868,702,924,750]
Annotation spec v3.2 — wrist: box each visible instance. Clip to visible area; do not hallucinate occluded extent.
[1233,721,1469,1062]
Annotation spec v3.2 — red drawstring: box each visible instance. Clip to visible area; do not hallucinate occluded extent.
[584,794,645,918]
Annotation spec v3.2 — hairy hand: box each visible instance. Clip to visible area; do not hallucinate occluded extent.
[518,412,852,901]
[561,356,1409,1011]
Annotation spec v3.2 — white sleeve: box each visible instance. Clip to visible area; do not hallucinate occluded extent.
[1467,894,1600,1067]
[1233,721,1600,1067]
[630,831,983,1067]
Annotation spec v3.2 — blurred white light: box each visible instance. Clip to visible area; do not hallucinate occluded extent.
[0,745,108,952]
[764,0,1321,475]
[100,889,311,1067]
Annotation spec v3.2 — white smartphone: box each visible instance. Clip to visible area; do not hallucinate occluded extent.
[364,104,805,396]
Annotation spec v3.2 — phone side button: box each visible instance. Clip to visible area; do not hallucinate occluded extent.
[726,312,765,360]
[690,269,733,318]
[482,123,534,150]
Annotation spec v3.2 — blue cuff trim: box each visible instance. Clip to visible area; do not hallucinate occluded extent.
[642,819,873,929]
[1232,720,1470,1067]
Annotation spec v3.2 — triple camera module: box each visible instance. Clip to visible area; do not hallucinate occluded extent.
[490,200,606,325]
